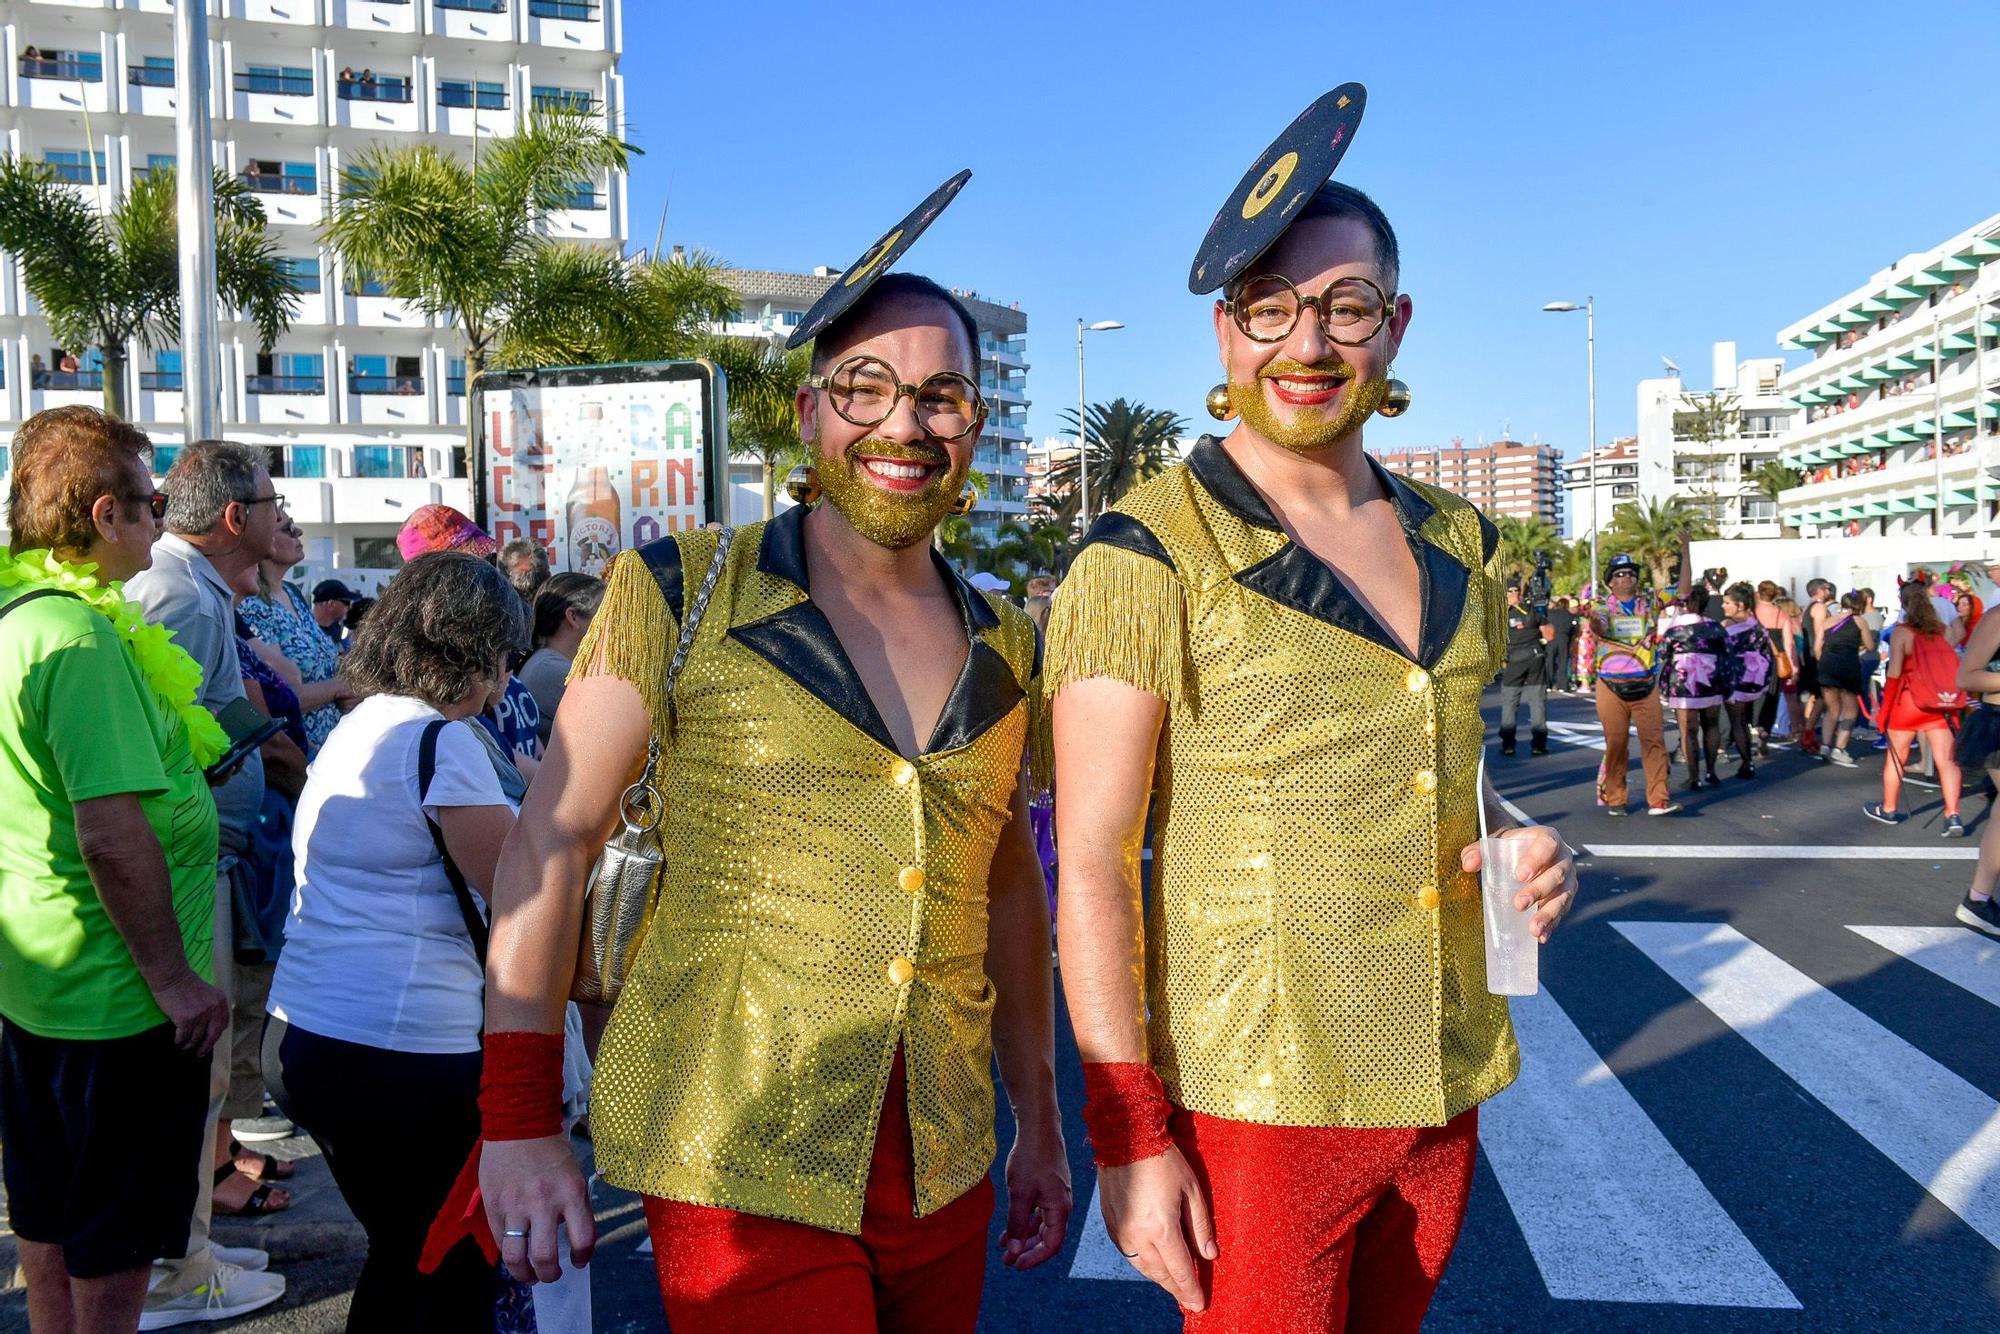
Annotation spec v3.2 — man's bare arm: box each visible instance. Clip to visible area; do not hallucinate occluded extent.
[74,794,228,1055]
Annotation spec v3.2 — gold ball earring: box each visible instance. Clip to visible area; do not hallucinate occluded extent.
[1378,376,1412,418]
[1206,383,1236,421]
[783,464,821,506]
[949,484,978,516]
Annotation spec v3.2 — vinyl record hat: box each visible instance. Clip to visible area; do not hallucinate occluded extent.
[785,169,973,350]
[1188,84,1368,294]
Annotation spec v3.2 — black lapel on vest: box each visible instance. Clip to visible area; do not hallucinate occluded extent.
[728,506,1022,756]
[729,507,900,752]
[923,550,1023,755]
[1196,440,1473,668]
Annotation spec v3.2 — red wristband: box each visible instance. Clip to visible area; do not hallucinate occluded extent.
[479,1030,565,1141]
[422,1030,566,1274]
[1081,1061,1175,1167]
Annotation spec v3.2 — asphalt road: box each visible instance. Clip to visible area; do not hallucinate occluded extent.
[6,688,1998,1330]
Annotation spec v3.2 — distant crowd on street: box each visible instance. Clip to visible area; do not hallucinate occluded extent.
[1493,535,2000,940]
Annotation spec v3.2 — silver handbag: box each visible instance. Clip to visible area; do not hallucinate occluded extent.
[571,527,733,1006]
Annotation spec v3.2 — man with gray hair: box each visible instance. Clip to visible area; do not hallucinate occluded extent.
[125,439,289,1325]
[497,538,551,608]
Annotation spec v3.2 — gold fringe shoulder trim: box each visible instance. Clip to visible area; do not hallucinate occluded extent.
[1042,543,1189,711]
[569,544,683,739]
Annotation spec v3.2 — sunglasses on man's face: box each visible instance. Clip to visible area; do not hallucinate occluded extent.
[125,490,169,521]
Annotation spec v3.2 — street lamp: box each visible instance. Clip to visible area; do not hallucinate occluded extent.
[1076,318,1124,530]
[1544,299,1597,593]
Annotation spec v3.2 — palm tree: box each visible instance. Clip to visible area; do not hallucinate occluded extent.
[1550,538,1594,596]
[1492,514,1562,587]
[321,107,637,381]
[1605,496,1716,589]
[1749,459,1802,504]
[0,161,295,421]
[705,336,810,519]
[1054,398,1187,523]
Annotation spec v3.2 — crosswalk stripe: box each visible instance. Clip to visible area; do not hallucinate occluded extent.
[1615,921,2000,1249]
[1848,926,2000,1008]
[1069,1178,1144,1281]
[1585,844,1981,861]
[1480,990,1800,1307]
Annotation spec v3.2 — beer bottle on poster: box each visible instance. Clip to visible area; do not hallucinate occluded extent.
[568,466,620,576]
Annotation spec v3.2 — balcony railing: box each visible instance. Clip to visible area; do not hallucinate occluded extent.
[234,72,314,96]
[350,375,425,395]
[338,80,414,103]
[128,64,174,87]
[558,190,606,210]
[439,86,509,109]
[438,0,508,11]
[45,162,103,185]
[530,0,599,17]
[140,371,183,391]
[240,172,316,195]
[531,91,597,112]
[19,58,102,82]
[247,374,325,395]
[32,370,104,390]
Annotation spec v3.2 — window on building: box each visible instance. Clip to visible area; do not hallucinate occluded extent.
[277,445,328,479]
[439,79,509,110]
[130,55,174,88]
[249,352,325,394]
[529,0,601,18]
[150,444,180,474]
[352,536,403,569]
[343,268,390,298]
[42,150,106,185]
[555,179,602,209]
[143,350,182,392]
[21,50,102,81]
[448,358,468,396]
[349,354,424,395]
[241,159,316,194]
[354,444,424,478]
[239,65,314,96]
[530,85,593,111]
[278,256,322,294]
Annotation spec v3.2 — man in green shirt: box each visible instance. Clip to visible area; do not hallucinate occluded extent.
[0,407,262,1330]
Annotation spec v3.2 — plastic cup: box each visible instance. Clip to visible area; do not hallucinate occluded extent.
[1479,834,1541,996]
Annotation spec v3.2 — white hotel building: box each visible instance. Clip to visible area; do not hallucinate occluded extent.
[1773,212,2000,543]
[720,267,1033,535]
[0,0,626,575]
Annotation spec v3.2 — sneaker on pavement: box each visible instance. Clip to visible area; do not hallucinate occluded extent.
[231,1115,294,1143]
[1604,805,1629,817]
[1943,814,1968,837]
[1863,802,1908,825]
[1957,895,2000,938]
[1827,747,1857,768]
[207,1245,268,1273]
[139,1264,284,1330]
[1872,735,1889,750]
[1647,802,1684,816]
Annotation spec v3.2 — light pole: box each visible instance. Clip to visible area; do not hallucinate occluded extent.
[1076,318,1124,530]
[1544,299,1597,591]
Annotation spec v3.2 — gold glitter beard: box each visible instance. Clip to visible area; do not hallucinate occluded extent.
[815,439,967,550]
[1233,360,1387,455]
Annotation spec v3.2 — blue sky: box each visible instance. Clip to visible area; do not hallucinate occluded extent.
[620,0,2000,459]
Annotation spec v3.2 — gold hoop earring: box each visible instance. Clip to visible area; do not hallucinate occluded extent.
[949,484,978,516]
[783,464,821,506]
[1205,383,1236,421]
[1378,377,1412,418]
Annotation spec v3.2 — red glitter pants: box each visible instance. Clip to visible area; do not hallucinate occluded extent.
[641,1050,994,1333]
[1175,1104,1479,1333]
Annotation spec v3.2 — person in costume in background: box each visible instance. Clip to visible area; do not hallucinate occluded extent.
[1584,550,1689,815]
[434,176,1069,1333]
[1046,87,1576,1332]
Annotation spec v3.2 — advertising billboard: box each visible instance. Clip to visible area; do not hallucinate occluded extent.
[471,360,730,575]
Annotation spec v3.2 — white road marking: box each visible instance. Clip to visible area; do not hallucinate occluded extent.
[1615,921,2000,1249]
[1585,844,1980,861]
[1069,1178,1145,1281]
[1480,990,1799,1307]
[1848,926,2000,1009]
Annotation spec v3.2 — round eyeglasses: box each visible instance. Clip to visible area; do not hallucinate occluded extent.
[805,355,988,442]
[1224,274,1393,346]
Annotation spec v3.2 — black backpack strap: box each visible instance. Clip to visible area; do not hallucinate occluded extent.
[418,719,489,965]
[0,588,77,625]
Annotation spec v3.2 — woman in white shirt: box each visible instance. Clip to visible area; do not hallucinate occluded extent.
[263,552,522,1332]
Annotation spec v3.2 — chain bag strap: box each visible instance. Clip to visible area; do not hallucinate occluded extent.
[571,527,734,1005]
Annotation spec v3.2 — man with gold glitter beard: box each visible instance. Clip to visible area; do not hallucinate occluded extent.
[425,175,1070,1332]
[1046,87,1579,1331]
